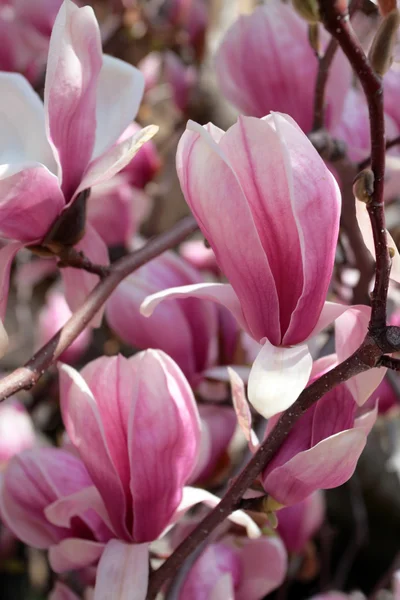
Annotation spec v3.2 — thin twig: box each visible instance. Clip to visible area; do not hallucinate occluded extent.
[57,246,111,279]
[0,216,198,401]
[319,0,390,331]
[313,38,339,131]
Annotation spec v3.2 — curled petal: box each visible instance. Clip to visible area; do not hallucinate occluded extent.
[228,367,259,451]
[94,540,149,600]
[76,125,159,196]
[248,340,313,418]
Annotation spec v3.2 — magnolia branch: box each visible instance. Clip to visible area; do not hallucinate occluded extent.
[0,216,198,401]
[320,0,390,331]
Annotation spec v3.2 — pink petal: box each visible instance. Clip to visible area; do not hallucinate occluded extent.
[76,125,158,196]
[44,0,102,198]
[263,430,367,506]
[236,536,287,600]
[248,340,313,418]
[45,486,112,534]
[59,363,130,541]
[0,165,64,243]
[335,305,386,405]
[277,491,325,553]
[92,55,145,158]
[228,367,259,451]
[0,72,55,169]
[129,351,201,541]
[210,574,235,600]
[140,282,247,333]
[311,384,357,446]
[308,301,349,340]
[94,540,149,600]
[177,121,280,343]
[49,538,105,572]
[62,224,109,328]
[0,242,23,320]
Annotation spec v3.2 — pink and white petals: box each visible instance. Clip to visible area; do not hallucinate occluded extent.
[248,340,313,418]
[229,367,259,452]
[94,540,149,600]
[44,0,102,197]
[335,305,386,405]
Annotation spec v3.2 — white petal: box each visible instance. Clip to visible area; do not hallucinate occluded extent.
[248,340,313,418]
[93,55,145,158]
[0,73,55,170]
[94,540,149,600]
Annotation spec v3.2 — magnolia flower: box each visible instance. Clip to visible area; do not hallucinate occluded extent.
[106,249,239,385]
[141,113,344,417]
[0,398,36,465]
[178,535,287,600]
[215,0,350,132]
[229,367,377,507]
[0,0,157,325]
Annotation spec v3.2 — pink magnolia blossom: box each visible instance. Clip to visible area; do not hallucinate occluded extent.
[0,447,114,572]
[141,113,343,417]
[229,368,377,507]
[58,350,202,596]
[0,0,63,83]
[37,287,92,364]
[179,240,219,275]
[0,398,36,465]
[106,250,220,384]
[277,491,325,554]
[215,0,351,132]
[0,0,156,325]
[179,535,287,600]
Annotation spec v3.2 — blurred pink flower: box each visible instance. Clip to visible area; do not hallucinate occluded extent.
[0,398,36,466]
[37,287,92,364]
[215,0,351,132]
[0,0,63,83]
[277,491,325,554]
[142,113,343,417]
[179,535,287,600]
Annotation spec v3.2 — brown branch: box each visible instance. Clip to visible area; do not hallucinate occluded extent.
[313,37,339,131]
[378,355,400,370]
[0,216,198,401]
[319,0,390,331]
[146,338,394,599]
[358,134,400,170]
[56,246,111,279]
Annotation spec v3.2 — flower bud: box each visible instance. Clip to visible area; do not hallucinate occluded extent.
[368,9,400,76]
[353,169,375,203]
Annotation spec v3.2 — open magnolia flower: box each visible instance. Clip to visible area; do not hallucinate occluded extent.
[141,113,347,417]
[0,0,157,325]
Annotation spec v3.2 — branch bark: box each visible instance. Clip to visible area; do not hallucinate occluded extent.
[0,216,198,401]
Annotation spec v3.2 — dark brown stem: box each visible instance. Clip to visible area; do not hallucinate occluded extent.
[377,355,400,370]
[146,340,389,599]
[313,38,339,130]
[57,247,111,279]
[358,134,400,170]
[319,0,389,331]
[0,216,198,401]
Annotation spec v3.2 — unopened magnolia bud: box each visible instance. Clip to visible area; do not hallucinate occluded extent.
[353,169,375,202]
[368,9,400,76]
[292,0,320,24]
